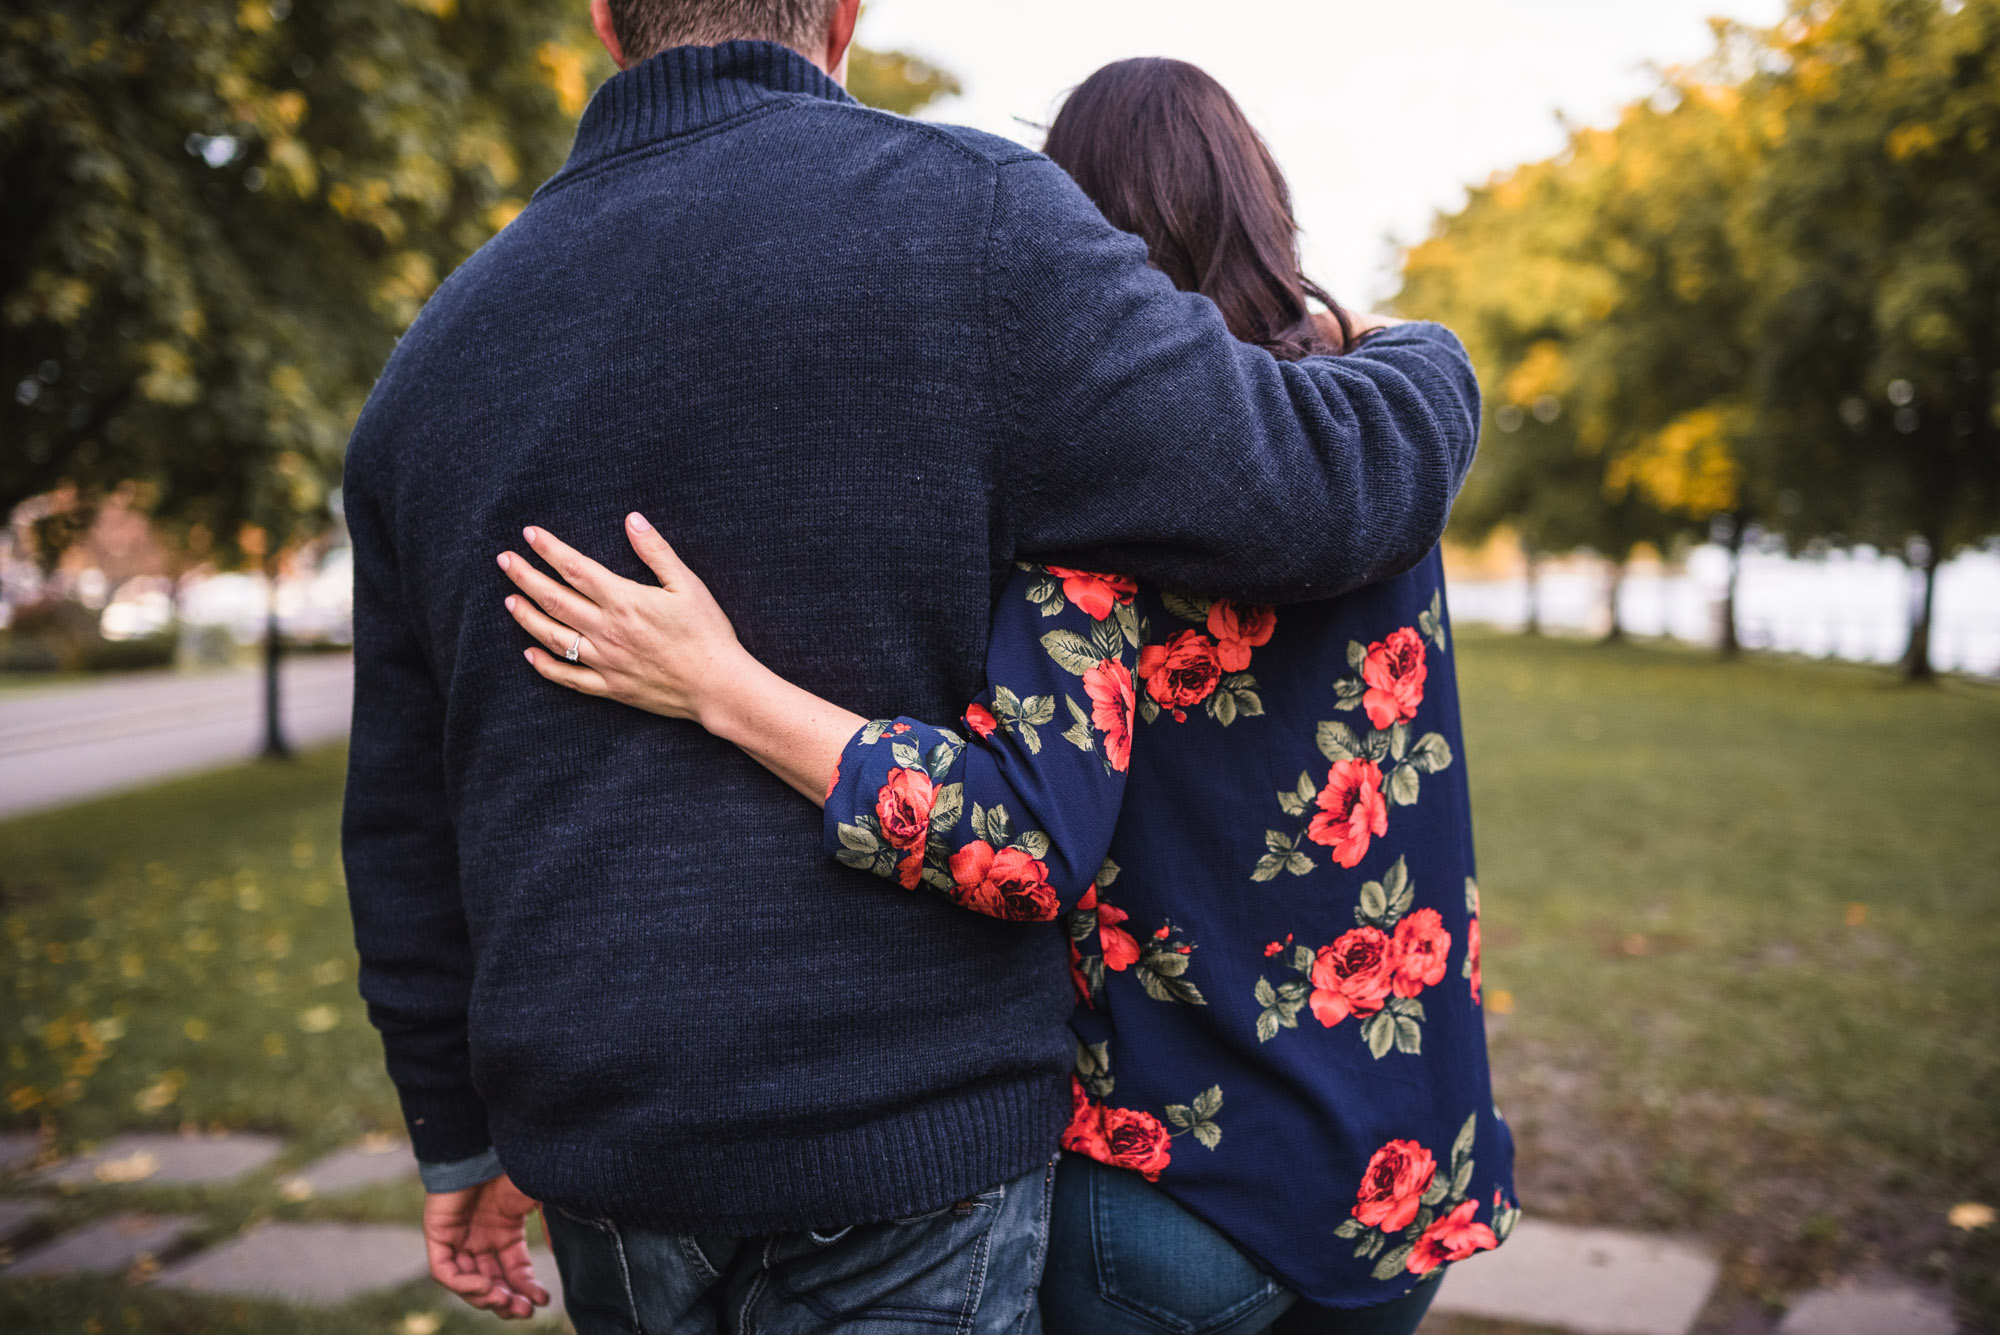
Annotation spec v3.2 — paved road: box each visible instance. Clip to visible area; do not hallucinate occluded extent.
[0,656,353,819]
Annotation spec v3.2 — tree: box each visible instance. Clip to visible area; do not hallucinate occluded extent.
[2,4,959,744]
[2,0,608,749]
[1732,0,2000,678]
[1397,129,1686,641]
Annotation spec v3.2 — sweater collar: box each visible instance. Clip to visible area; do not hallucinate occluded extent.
[561,41,855,172]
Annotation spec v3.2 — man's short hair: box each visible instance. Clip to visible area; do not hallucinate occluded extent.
[606,0,838,62]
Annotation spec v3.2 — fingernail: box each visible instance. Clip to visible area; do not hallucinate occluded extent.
[524,649,534,661]
[505,596,517,611]
[497,553,511,570]
[628,512,651,532]
[522,527,538,544]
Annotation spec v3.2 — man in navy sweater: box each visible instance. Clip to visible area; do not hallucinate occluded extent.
[341,0,1481,1327]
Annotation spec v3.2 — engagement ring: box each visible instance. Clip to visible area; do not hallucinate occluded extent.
[565,635,582,663]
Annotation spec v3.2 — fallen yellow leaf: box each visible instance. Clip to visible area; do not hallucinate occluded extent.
[94,1150,159,1184]
[1950,1202,1995,1231]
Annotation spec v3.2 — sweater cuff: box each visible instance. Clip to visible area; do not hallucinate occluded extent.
[394,1082,494,1167]
[418,1147,506,1194]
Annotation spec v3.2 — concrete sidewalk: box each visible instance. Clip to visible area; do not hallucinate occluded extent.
[0,655,352,818]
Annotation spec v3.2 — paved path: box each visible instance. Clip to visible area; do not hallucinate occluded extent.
[0,655,352,818]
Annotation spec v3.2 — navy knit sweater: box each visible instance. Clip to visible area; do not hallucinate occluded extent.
[341,41,1481,1234]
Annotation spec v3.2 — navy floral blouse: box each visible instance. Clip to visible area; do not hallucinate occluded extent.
[823,554,1517,1308]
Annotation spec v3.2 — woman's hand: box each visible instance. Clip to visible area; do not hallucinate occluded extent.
[497,513,751,726]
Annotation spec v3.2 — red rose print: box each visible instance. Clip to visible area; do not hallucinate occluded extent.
[1095,898,1141,972]
[1061,1077,1110,1160]
[823,759,841,804]
[1206,601,1276,672]
[1264,941,1285,957]
[1390,908,1451,998]
[1407,1199,1498,1274]
[1306,759,1388,868]
[1068,939,1092,1005]
[1046,567,1138,621]
[965,703,998,739]
[1361,627,1428,730]
[1466,916,1482,1005]
[1309,926,1398,1027]
[1352,1138,1436,1233]
[948,841,1060,922]
[1099,1105,1174,1181]
[875,767,935,853]
[1136,630,1223,721]
[1083,659,1135,771]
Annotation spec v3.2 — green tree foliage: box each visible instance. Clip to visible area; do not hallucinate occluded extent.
[2,3,956,560]
[1399,0,2000,674]
[0,0,608,565]
[1733,0,2000,676]
[2,3,959,746]
[848,44,960,116]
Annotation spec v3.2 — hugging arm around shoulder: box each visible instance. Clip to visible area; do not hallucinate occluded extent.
[823,565,1139,922]
[989,155,1481,603]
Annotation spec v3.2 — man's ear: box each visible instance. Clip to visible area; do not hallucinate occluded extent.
[825,0,861,85]
[590,0,630,70]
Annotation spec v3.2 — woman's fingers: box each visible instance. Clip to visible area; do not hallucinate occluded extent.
[497,550,602,633]
[523,646,611,697]
[625,512,690,589]
[505,595,595,665]
[521,526,624,603]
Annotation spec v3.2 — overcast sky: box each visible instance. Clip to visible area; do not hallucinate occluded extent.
[855,0,1789,305]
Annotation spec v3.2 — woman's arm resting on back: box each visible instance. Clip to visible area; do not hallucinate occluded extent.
[497,519,1137,919]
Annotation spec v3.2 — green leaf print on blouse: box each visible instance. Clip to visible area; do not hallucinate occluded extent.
[1063,1043,1222,1181]
[836,725,1065,922]
[1023,570,1140,776]
[1068,858,1208,1008]
[1333,1113,1507,1282]
[1132,591,1273,728]
[1253,858,1450,1058]
[1253,604,1455,881]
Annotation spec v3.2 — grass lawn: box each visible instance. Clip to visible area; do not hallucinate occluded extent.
[1,632,1996,1332]
[1452,630,2000,1331]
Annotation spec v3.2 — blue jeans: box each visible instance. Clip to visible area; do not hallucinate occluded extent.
[544,1158,1057,1335]
[1039,1155,1438,1335]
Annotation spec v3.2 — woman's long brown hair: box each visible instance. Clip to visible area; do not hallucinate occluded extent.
[1044,58,1356,360]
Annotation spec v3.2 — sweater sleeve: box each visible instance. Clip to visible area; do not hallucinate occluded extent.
[340,466,493,1168]
[987,154,1481,604]
[822,564,1139,920]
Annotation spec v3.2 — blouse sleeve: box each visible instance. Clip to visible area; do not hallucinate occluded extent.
[822,564,1141,922]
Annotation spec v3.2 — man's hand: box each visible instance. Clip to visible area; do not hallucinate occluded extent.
[422,1174,552,1320]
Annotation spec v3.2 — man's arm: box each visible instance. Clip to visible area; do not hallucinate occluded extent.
[341,472,493,1169]
[988,155,1481,603]
[344,464,551,1318]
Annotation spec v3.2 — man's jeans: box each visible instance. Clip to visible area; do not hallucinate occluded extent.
[545,1159,1056,1335]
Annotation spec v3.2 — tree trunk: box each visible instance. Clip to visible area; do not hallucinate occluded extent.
[1900,539,1939,682]
[1522,543,1541,636]
[1601,557,1626,643]
[1718,517,1742,659]
[260,559,291,760]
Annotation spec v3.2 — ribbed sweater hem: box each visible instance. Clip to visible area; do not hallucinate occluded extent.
[495,1071,1070,1235]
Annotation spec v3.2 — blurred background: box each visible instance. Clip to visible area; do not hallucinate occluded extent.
[1,2,1994,1333]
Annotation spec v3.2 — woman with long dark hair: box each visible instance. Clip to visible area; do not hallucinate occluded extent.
[496,58,1510,1335]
